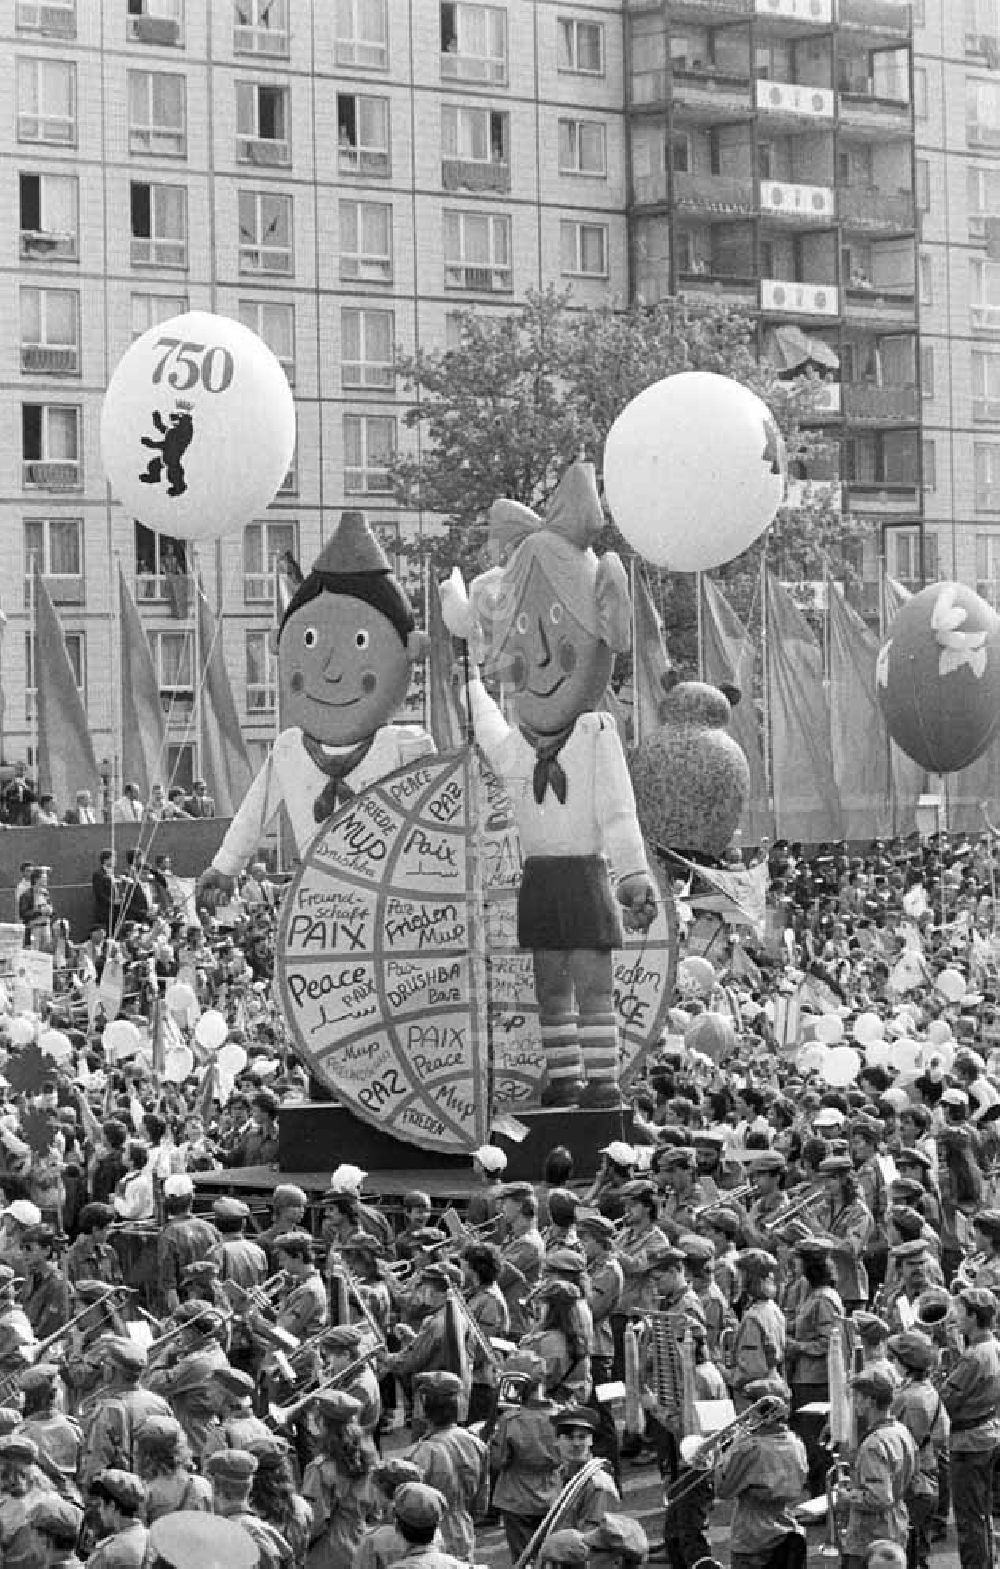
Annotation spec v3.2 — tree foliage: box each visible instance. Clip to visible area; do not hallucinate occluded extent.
[390,287,858,676]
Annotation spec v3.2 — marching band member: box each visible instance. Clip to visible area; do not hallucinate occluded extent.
[712,1380,807,1569]
[730,1251,785,1412]
[656,1151,705,1245]
[816,1155,874,1315]
[578,1213,623,1388]
[461,1242,509,1427]
[940,1287,1000,1569]
[551,1406,620,1532]
[839,1368,917,1569]
[406,1371,488,1563]
[887,1332,948,1569]
[301,1391,379,1569]
[498,1184,545,1341]
[490,1349,561,1561]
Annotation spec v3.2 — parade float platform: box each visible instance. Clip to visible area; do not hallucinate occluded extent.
[275,1100,637,1182]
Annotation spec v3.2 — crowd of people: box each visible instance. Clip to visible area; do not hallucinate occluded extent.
[0,763,218,830]
[0,825,999,1569]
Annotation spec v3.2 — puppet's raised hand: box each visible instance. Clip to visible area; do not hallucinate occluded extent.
[439,568,474,642]
[617,873,658,933]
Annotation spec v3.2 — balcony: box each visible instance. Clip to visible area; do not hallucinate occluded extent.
[441,158,511,195]
[22,459,81,490]
[127,13,182,45]
[136,571,192,607]
[440,50,507,86]
[785,478,843,509]
[678,271,758,307]
[754,0,833,27]
[838,185,915,233]
[671,170,755,213]
[843,284,915,324]
[16,0,76,35]
[247,685,277,715]
[236,136,290,167]
[445,263,512,293]
[20,344,79,374]
[843,383,919,423]
[22,573,83,608]
[338,146,390,178]
[645,0,752,14]
[846,481,920,515]
[131,236,187,267]
[838,0,911,41]
[233,21,289,55]
[20,229,77,261]
[800,381,842,419]
[760,277,840,316]
[633,64,752,116]
[754,77,835,122]
[839,87,912,136]
[759,179,835,222]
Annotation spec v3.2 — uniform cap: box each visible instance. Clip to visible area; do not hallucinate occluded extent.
[339,1231,385,1260]
[544,1247,588,1277]
[958,1286,997,1321]
[533,1277,582,1307]
[414,1370,464,1399]
[393,1481,447,1530]
[169,1352,224,1396]
[498,1181,535,1203]
[92,1468,147,1512]
[887,1331,938,1372]
[504,1350,547,1380]
[705,1207,742,1238]
[272,1184,307,1210]
[101,1337,148,1372]
[552,1405,598,1432]
[599,1141,636,1168]
[79,1202,116,1230]
[576,1211,617,1244]
[204,1448,258,1485]
[163,1174,194,1200]
[751,1151,787,1175]
[212,1198,250,1222]
[311,1389,363,1424]
[895,1148,933,1173]
[402,1190,432,1210]
[421,1262,461,1290]
[211,1367,256,1399]
[891,1238,931,1262]
[849,1114,882,1141]
[818,1155,854,1175]
[850,1368,897,1403]
[272,1229,313,1260]
[0,1434,38,1464]
[620,1179,657,1203]
[472,1146,508,1174]
[795,1238,833,1261]
[374,1458,424,1492]
[852,1312,890,1344]
[738,1248,778,1278]
[658,1148,697,1171]
[679,1234,716,1266]
[813,1108,846,1128]
[148,1511,261,1569]
[30,1495,83,1537]
[538,1530,590,1565]
[18,1362,59,1396]
[136,1415,185,1453]
[321,1324,365,1353]
[743,1376,791,1415]
[584,1515,650,1561]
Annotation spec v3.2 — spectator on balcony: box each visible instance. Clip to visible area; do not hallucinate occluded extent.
[113,782,145,824]
[186,779,216,819]
[64,788,98,825]
[3,762,36,827]
[165,787,193,821]
[31,793,60,828]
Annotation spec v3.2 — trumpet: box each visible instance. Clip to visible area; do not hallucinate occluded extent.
[692,1184,755,1220]
[266,1343,383,1430]
[0,1284,133,1404]
[663,1397,784,1514]
[759,1185,826,1237]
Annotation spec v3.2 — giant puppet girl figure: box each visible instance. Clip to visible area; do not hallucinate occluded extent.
[442,461,657,1108]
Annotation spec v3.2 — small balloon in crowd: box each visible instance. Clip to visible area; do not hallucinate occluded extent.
[100,310,296,543]
[683,1011,735,1064]
[796,1042,827,1076]
[103,1019,143,1063]
[194,1009,228,1052]
[38,1029,72,1065]
[853,1011,884,1046]
[936,968,968,1004]
[6,1017,36,1048]
[814,1012,844,1045]
[218,1042,248,1077]
[677,955,716,999]
[888,1037,923,1076]
[164,1044,194,1083]
[926,1018,953,1045]
[165,980,197,1016]
[603,372,786,572]
[864,1038,890,1069]
[822,1044,861,1087]
[876,581,1000,774]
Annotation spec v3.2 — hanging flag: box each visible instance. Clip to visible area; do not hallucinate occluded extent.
[196,578,254,818]
[880,576,924,835]
[426,573,463,752]
[765,573,843,842]
[828,584,894,840]
[633,565,671,744]
[700,576,773,846]
[33,567,101,814]
[119,563,167,801]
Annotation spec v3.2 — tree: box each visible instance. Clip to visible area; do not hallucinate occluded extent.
[390,287,856,676]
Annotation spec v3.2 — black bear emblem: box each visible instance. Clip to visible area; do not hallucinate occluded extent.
[139,408,194,498]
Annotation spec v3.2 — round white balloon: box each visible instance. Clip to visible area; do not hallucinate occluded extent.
[218,1042,247,1076]
[103,1019,142,1062]
[164,1044,195,1083]
[39,1029,72,1064]
[823,1045,861,1087]
[165,981,197,1014]
[7,1017,36,1047]
[194,1010,228,1052]
[853,1012,884,1046]
[864,1039,890,1069]
[814,1013,844,1045]
[603,372,786,571]
[100,311,296,542]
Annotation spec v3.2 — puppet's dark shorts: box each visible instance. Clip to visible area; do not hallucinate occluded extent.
[518,854,623,951]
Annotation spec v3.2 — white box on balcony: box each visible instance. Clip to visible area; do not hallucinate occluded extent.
[755,0,833,23]
[761,278,840,316]
[755,78,835,120]
[760,180,835,218]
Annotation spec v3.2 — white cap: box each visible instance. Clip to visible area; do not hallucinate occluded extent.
[163,1173,194,1200]
[473,1146,507,1174]
[813,1107,845,1128]
[4,1199,41,1228]
[941,1088,969,1110]
[600,1141,636,1168]
[327,1163,367,1195]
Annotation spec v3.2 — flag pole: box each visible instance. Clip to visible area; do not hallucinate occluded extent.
[192,545,201,787]
[29,565,38,781]
[630,557,640,747]
[696,570,704,683]
[761,556,771,806]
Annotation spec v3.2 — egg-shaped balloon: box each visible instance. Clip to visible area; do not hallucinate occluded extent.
[164,1044,194,1083]
[865,1039,891,1069]
[853,1012,884,1046]
[876,582,1000,773]
[677,955,717,999]
[814,1013,845,1045]
[603,372,786,572]
[936,967,967,1005]
[194,1010,228,1051]
[104,1019,142,1061]
[684,1011,736,1064]
[38,1029,72,1065]
[100,311,296,542]
[823,1045,861,1087]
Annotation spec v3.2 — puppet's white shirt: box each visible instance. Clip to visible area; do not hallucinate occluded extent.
[210,724,435,877]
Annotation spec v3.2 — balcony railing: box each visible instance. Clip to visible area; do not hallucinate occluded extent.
[22,573,83,608]
[839,89,912,130]
[441,157,511,194]
[20,229,77,261]
[754,0,833,24]
[846,480,920,513]
[678,271,759,305]
[233,22,289,55]
[755,77,835,119]
[838,185,915,232]
[838,0,911,36]
[16,0,76,35]
[338,146,390,177]
[127,14,182,45]
[660,170,755,212]
[630,0,751,10]
[843,284,915,320]
[22,459,81,490]
[759,179,835,220]
[785,478,843,510]
[671,65,753,113]
[237,135,290,166]
[21,344,79,374]
[440,50,507,85]
[842,383,919,423]
[247,686,277,714]
[345,466,393,495]
[760,277,840,315]
[444,262,512,292]
[131,236,187,268]
[800,381,842,417]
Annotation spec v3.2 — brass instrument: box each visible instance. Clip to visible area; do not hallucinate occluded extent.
[759,1185,827,1238]
[381,1218,503,1280]
[953,1249,987,1292]
[660,1397,786,1514]
[266,1343,383,1430]
[823,1461,851,1560]
[0,1284,132,1404]
[692,1184,755,1220]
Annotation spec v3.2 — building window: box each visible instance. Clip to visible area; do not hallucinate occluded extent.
[128,70,186,156]
[20,287,79,375]
[344,415,395,494]
[130,291,188,339]
[443,209,511,291]
[441,105,509,189]
[920,344,934,398]
[558,118,607,177]
[238,299,295,384]
[337,94,390,177]
[22,403,80,489]
[440,3,507,85]
[888,527,936,589]
[246,629,277,712]
[560,220,608,278]
[978,532,1000,608]
[968,164,1000,240]
[919,253,933,305]
[967,0,1000,52]
[24,516,83,606]
[336,0,388,69]
[974,349,1000,420]
[969,77,1000,145]
[976,442,1000,510]
[233,0,289,56]
[916,159,930,214]
[127,0,183,46]
[236,82,290,165]
[135,521,188,602]
[844,430,918,488]
[153,629,194,695]
[130,181,187,268]
[19,172,78,260]
[25,630,84,722]
[923,438,936,491]
[339,199,392,282]
[342,308,394,390]
[16,0,77,39]
[913,66,927,119]
[238,190,293,274]
[971,257,1000,330]
[244,519,297,604]
[17,58,76,145]
[557,16,603,76]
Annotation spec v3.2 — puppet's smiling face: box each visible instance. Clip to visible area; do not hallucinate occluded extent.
[282,592,411,746]
[495,560,613,736]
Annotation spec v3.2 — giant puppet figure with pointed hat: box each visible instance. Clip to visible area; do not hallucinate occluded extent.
[198,512,434,901]
[441,461,657,1108]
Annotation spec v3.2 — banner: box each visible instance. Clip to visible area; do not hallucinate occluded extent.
[633,565,671,745]
[765,574,843,842]
[700,576,773,846]
[34,568,101,812]
[828,584,894,840]
[119,564,166,801]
